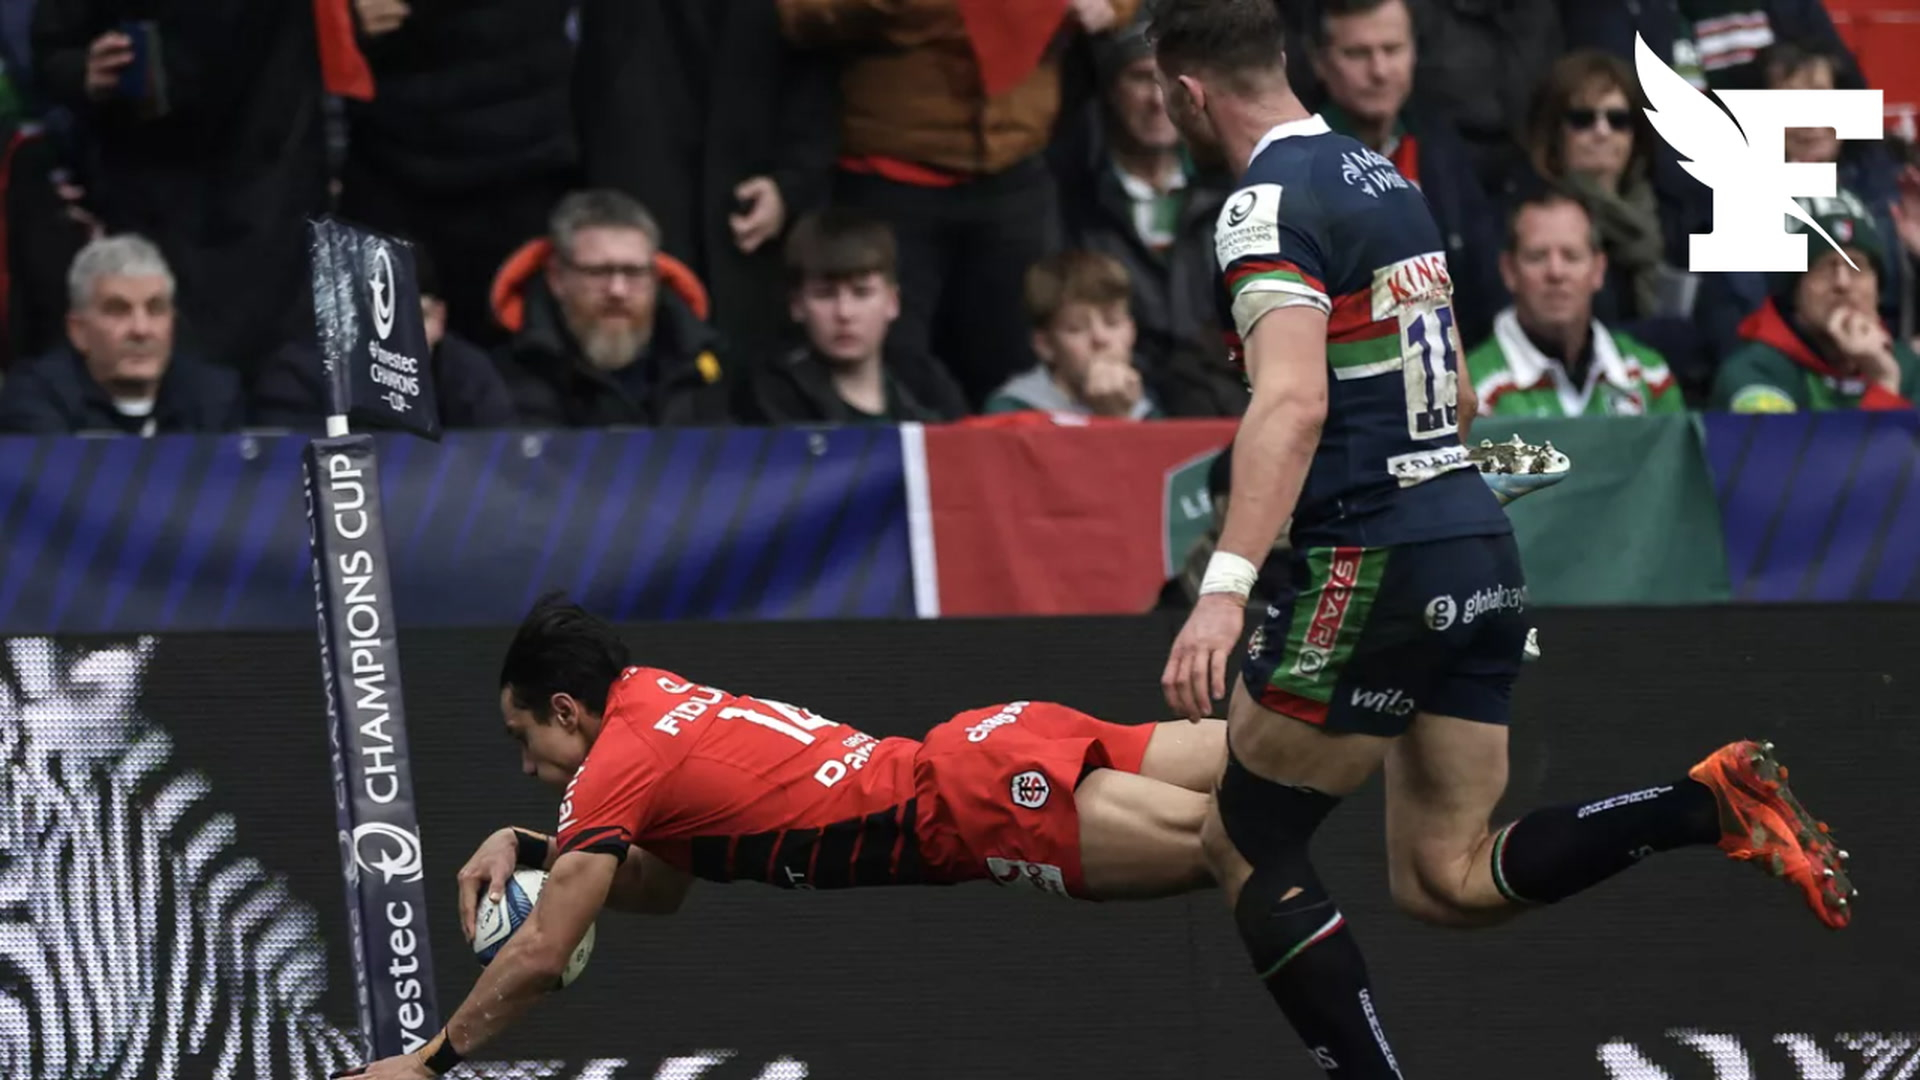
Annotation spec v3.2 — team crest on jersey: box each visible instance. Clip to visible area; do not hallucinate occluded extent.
[1010,770,1051,809]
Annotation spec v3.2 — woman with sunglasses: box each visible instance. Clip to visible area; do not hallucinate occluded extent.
[1518,50,1693,332]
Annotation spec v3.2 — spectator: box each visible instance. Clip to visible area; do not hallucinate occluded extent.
[778,0,1138,404]
[336,0,579,349]
[250,244,517,430]
[1055,13,1244,416]
[1713,201,1919,412]
[1309,0,1503,348]
[738,209,963,425]
[1561,0,1857,93]
[32,0,330,372]
[1695,42,1907,358]
[985,250,1158,420]
[1467,191,1682,417]
[492,190,731,428]
[0,234,241,434]
[1404,0,1564,193]
[577,0,838,367]
[1521,51,1694,327]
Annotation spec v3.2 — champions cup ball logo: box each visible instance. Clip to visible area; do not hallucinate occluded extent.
[351,821,425,883]
[370,244,398,342]
[1635,33,1883,273]
[1225,190,1257,227]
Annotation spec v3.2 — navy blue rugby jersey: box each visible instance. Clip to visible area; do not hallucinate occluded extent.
[1215,115,1509,547]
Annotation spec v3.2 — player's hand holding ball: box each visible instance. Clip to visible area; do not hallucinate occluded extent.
[474,869,597,987]
[456,826,522,941]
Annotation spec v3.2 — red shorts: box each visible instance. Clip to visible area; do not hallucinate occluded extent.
[912,701,1155,900]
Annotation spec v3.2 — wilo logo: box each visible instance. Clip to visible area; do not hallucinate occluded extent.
[1636,33,1882,272]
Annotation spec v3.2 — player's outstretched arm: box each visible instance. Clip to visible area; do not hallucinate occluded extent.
[606,846,694,915]
[1163,306,1328,719]
[335,851,618,1080]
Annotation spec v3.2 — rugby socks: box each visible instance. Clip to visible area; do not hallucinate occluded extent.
[1492,778,1722,904]
[1220,755,1406,1079]
[1237,872,1406,1079]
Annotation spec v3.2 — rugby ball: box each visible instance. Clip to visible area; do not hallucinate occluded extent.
[473,868,596,987]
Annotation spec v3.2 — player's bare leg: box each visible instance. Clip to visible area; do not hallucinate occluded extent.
[1076,768,1213,899]
[1204,683,1403,1079]
[1384,713,1855,931]
[1382,712,1519,927]
[1138,718,1226,793]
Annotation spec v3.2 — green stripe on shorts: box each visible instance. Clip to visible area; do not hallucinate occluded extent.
[1266,546,1389,703]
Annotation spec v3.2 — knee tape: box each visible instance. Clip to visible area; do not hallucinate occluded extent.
[1215,745,1340,863]
[1217,750,1347,977]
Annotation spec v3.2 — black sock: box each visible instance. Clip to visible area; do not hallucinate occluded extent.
[1219,762,1405,1080]
[1492,777,1722,904]
[1236,868,1406,1079]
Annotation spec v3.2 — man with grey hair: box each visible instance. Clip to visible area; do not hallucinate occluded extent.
[493,189,732,427]
[0,234,242,435]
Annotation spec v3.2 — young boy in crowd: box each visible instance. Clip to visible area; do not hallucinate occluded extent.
[735,209,965,424]
[984,251,1160,420]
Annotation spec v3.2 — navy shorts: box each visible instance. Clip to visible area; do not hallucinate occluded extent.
[1239,534,1529,737]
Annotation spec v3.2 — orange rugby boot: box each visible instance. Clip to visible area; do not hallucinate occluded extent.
[1689,740,1855,929]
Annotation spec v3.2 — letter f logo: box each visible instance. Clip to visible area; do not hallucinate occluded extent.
[1635,34,1883,272]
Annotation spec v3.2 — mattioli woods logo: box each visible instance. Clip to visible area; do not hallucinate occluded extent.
[1636,33,1882,273]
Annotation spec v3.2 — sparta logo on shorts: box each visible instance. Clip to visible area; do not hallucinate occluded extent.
[1010,770,1051,809]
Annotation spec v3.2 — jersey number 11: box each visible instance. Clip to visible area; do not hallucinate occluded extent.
[1400,304,1461,441]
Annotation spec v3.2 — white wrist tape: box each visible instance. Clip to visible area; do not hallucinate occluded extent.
[1198,550,1259,600]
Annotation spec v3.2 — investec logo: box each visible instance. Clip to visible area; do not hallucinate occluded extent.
[1290,549,1362,680]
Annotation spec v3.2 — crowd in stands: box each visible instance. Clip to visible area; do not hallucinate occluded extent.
[0,0,1913,438]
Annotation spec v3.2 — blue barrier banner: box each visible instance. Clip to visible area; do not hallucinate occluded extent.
[1703,411,1920,602]
[0,427,914,632]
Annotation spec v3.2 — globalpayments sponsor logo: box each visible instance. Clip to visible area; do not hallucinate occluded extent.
[1599,1029,1920,1078]
[1463,584,1526,625]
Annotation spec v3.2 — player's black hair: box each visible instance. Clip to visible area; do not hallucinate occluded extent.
[1312,0,1406,46]
[1501,183,1604,256]
[499,592,632,721]
[1146,0,1288,85]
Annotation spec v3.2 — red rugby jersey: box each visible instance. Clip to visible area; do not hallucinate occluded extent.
[553,667,924,889]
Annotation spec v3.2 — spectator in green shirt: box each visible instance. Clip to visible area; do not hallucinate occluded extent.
[1467,189,1682,417]
[1712,200,1919,413]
